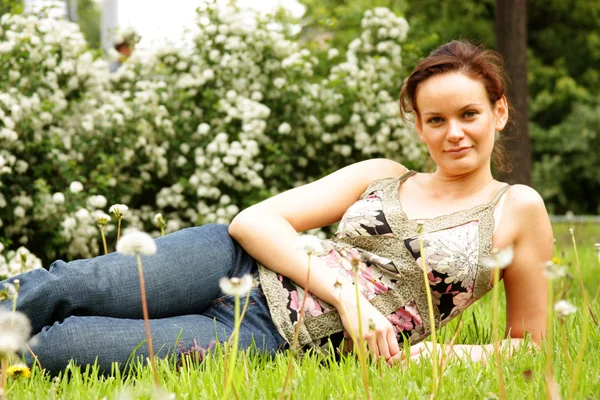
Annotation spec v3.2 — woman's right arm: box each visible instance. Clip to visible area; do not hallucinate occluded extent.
[228,158,407,360]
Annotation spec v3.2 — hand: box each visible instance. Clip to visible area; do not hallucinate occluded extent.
[388,341,434,366]
[336,290,400,362]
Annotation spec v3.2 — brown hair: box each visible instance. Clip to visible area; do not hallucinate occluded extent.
[399,40,512,172]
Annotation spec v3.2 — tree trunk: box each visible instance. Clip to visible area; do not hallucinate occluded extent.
[495,0,531,185]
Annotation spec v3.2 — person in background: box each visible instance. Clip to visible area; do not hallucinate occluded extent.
[109,27,140,73]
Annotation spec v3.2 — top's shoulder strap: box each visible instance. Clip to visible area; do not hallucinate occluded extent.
[398,169,417,183]
[490,184,511,206]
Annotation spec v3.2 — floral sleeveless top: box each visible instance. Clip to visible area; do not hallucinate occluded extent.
[258,170,510,353]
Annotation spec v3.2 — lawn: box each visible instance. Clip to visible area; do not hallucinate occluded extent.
[3,223,599,399]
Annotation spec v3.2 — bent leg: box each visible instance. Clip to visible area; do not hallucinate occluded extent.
[2,224,255,334]
[27,288,285,376]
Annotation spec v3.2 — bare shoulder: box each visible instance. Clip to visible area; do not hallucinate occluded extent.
[503,184,552,240]
[504,184,548,216]
[355,158,408,181]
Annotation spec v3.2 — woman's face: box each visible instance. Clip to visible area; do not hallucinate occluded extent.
[414,72,508,176]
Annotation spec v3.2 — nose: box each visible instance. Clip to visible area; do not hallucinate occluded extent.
[446,120,464,142]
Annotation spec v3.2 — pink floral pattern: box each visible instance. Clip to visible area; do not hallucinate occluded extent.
[387,301,423,339]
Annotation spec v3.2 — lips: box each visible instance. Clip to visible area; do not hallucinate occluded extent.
[445,146,472,153]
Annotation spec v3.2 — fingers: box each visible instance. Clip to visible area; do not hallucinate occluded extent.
[387,329,400,357]
[365,332,380,359]
[376,331,391,360]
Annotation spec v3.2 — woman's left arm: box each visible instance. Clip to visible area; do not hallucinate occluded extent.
[500,184,553,347]
[398,185,554,364]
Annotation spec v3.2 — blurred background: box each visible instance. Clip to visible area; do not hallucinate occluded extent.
[0,0,598,269]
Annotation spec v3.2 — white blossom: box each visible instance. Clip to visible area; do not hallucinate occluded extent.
[116,230,157,256]
[86,195,107,209]
[278,122,291,135]
[69,181,84,194]
[52,192,65,204]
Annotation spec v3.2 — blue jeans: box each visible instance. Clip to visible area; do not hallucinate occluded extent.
[0,224,287,375]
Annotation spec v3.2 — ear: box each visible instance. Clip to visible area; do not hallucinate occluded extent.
[413,111,425,141]
[494,95,509,131]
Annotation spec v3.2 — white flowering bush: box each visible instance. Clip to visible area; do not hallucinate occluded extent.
[0,5,424,269]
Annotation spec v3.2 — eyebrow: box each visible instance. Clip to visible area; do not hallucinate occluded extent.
[421,103,484,116]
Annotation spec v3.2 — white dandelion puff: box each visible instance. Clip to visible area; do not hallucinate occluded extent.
[95,212,111,226]
[219,274,253,297]
[153,213,166,228]
[482,246,514,269]
[109,204,129,218]
[554,300,576,318]
[116,230,157,256]
[0,310,31,355]
[296,235,324,256]
[542,261,567,280]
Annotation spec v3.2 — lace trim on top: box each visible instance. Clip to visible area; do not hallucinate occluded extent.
[258,173,504,353]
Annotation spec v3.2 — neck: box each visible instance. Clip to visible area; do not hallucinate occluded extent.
[428,166,494,199]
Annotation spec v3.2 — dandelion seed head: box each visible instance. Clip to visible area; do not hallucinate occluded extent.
[0,282,17,300]
[95,212,111,226]
[153,213,167,228]
[219,274,253,297]
[0,310,31,355]
[482,246,514,269]
[350,255,362,272]
[542,260,567,280]
[109,204,129,218]
[296,235,324,256]
[116,230,157,256]
[554,300,576,318]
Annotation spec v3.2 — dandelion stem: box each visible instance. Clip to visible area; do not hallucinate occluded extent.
[11,281,19,314]
[160,227,165,237]
[136,254,159,388]
[437,314,463,393]
[117,217,122,242]
[222,294,240,400]
[568,231,590,398]
[418,225,439,397]
[100,228,108,255]
[544,279,554,398]
[280,255,312,400]
[0,356,8,400]
[558,321,572,374]
[353,269,370,400]
[492,267,506,400]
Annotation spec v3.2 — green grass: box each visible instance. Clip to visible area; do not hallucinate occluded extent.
[4,223,600,399]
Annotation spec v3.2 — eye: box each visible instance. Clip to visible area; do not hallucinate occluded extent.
[463,110,478,118]
[427,116,444,124]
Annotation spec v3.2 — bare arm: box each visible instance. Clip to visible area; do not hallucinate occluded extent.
[229,158,408,358]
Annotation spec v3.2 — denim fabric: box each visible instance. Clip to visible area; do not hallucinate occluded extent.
[0,224,286,375]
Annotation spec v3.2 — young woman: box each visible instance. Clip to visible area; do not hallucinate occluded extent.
[1,40,552,375]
